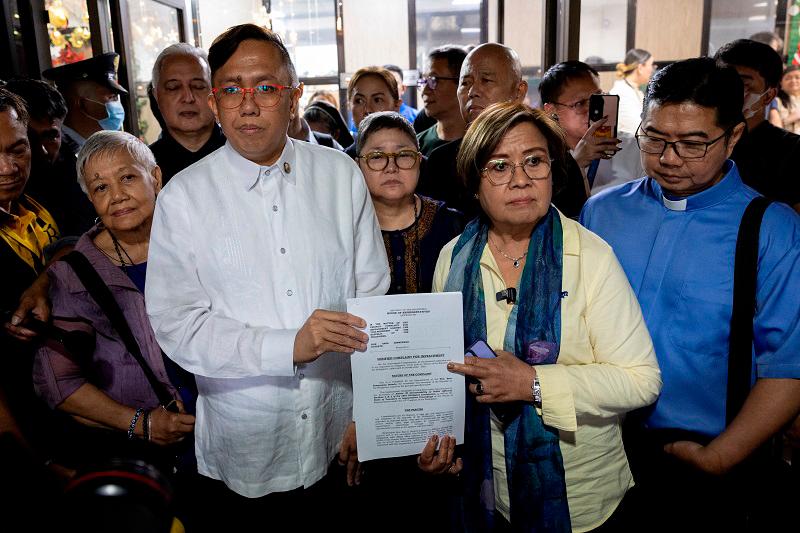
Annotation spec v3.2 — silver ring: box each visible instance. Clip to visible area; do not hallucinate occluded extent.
[476,381,484,395]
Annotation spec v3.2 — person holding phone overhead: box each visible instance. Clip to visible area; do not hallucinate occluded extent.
[419,102,661,532]
[540,61,645,195]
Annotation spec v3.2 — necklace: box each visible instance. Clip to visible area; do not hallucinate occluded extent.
[489,237,528,269]
[108,230,136,266]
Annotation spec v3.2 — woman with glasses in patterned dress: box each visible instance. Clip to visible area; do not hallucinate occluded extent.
[419,102,661,532]
[356,111,464,295]
[351,111,464,529]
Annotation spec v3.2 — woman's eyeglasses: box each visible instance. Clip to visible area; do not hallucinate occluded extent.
[358,150,421,171]
[481,155,553,186]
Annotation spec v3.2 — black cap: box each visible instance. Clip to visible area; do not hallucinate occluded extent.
[42,52,128,95]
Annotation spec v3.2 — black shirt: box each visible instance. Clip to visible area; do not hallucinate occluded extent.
[149,123,226,185]
[416,138,480,220]
[555,154,590,220]
[731,121,800,208]
[413,108,437,134]
[345,141,358,160]
[382,196,465,294]
[24,145,96,238]
[0,200,59,459]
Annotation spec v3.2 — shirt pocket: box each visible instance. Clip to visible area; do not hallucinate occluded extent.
[667,279,732,357]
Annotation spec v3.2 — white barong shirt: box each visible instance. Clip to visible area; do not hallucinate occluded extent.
[146,138,390,497]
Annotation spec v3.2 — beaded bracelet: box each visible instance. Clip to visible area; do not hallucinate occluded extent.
[143,410,151,442]
[128,407,144,440]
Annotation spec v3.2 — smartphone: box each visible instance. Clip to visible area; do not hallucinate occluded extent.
[589,94,619,139]
[466,339,496,359]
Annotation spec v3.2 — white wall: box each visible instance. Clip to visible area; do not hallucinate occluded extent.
[196,0,265,50]
[342,0,410,73]
[578,0,628,64]
[504,0,543,68]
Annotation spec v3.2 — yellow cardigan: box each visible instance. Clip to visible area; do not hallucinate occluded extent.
[433,211,661,532]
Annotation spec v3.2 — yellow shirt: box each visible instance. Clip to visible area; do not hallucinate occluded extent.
[0,195,59,272]
[433,211,661,532]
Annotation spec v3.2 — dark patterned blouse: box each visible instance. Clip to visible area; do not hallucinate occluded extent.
[382,195,465,294]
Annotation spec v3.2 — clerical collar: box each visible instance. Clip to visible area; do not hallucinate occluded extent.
[661,195,687,211]
[655,160,740,212]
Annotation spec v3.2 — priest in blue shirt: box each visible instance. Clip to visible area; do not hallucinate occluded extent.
[581,57,800,531]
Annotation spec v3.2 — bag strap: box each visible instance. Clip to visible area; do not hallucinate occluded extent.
[62,251,174,406]
[726,197,772,425]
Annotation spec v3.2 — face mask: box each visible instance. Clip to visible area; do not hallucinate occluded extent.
[97,99,125,131]
[84,97,125,130]
[742,90,767,119]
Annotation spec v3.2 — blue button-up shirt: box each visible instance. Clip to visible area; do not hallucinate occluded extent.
[580,161,800,437]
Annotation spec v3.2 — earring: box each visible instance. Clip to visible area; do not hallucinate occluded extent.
[474,193,479,200]
[550,113,559,122]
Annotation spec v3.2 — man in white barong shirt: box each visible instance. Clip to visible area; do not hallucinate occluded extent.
[145,24,389,524]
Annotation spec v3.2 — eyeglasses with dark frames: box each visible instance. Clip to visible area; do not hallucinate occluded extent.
[211,84,297,109]
[416,76,459,91]
[358,150,422,171]
[635,126,732,160]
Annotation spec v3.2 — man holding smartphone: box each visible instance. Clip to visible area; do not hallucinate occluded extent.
[540,61,645,194]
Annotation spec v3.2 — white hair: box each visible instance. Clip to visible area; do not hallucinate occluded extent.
[76,131,157,195]
[151,43,210,88]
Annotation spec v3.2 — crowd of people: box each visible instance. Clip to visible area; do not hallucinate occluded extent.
[0,20,798,533]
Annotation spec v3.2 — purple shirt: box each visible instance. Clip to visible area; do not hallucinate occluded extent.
[33,226,177,410]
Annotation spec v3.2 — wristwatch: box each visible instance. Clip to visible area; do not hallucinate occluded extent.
[532,376,542,408]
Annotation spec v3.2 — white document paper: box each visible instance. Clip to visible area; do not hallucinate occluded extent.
[347,292,465,461]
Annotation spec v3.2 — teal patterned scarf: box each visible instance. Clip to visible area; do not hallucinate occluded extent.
[444,206,570,532]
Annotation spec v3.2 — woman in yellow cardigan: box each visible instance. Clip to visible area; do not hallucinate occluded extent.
[421,102,661,532]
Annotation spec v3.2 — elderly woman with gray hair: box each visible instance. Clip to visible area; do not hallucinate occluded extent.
[32,131,195,471]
